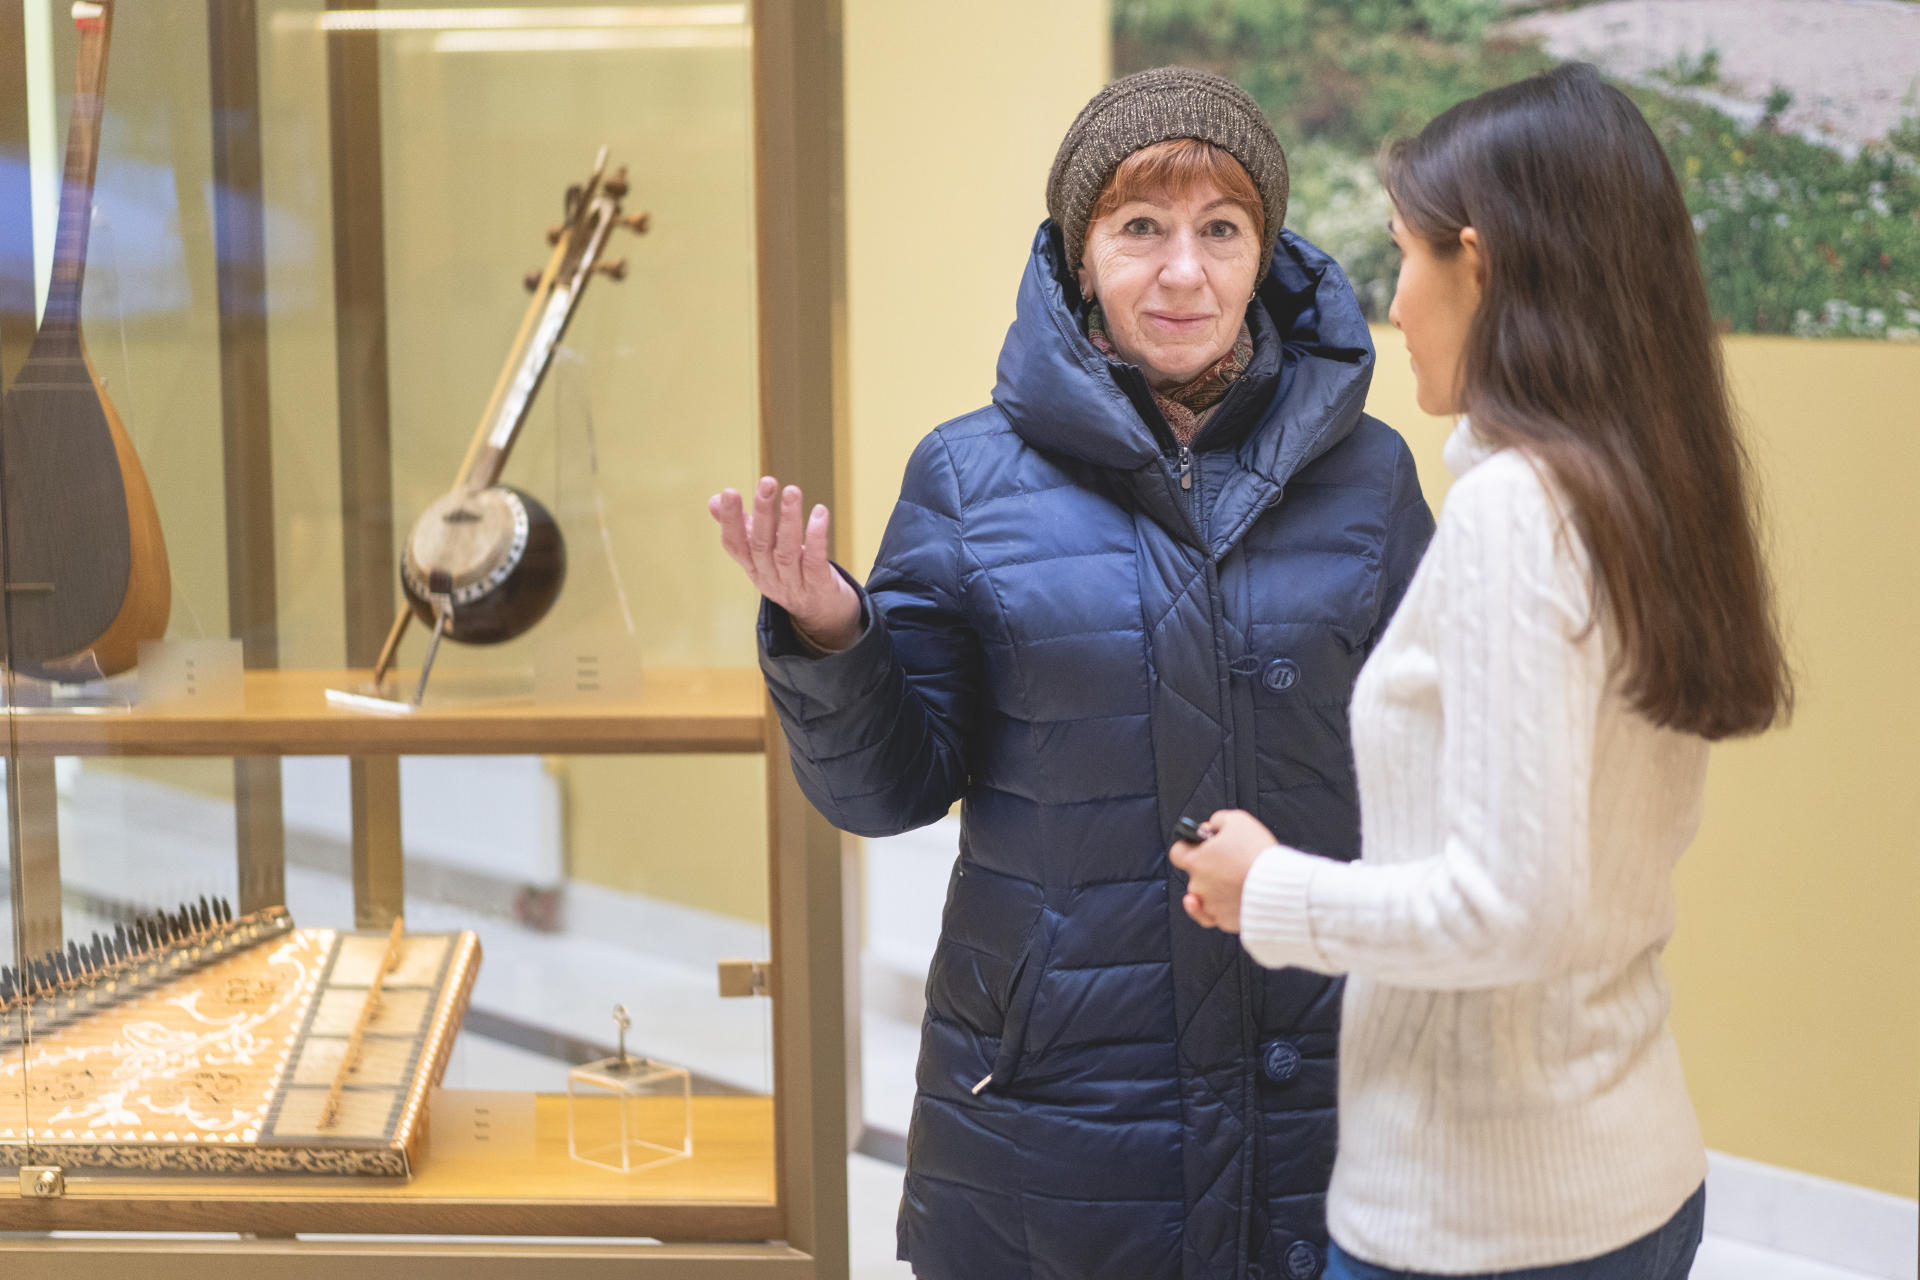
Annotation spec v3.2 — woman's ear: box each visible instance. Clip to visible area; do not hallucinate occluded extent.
[1458,226,1485,287]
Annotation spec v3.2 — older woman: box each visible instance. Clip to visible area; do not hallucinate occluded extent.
[712,68,1433,1280]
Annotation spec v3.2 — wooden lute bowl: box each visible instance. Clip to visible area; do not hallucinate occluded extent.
[2,333,171,680]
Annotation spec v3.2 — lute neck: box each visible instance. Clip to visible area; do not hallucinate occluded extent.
[461,199,614,493]
[40,1,114,340]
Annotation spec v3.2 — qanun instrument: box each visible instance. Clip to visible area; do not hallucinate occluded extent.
[0,898,479,1178]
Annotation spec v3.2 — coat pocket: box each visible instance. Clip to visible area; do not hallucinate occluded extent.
[975,908,1058,1095]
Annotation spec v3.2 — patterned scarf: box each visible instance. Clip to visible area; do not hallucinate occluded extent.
[1086,302,1255,446]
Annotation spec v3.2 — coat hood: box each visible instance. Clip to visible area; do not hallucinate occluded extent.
[992,220,1376,498]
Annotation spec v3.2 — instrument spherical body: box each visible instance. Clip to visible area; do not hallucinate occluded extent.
[400,485,566,645]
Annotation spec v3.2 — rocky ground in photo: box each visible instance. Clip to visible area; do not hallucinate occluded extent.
[1507,0,1920,153]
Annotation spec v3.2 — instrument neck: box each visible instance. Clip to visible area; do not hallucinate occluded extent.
[41,3,113,340]
[460,202,613,492]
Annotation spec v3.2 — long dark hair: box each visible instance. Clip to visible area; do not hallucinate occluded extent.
[1382,62,1792,741]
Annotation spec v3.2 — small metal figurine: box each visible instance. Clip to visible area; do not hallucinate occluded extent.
[613,1003,632,1071]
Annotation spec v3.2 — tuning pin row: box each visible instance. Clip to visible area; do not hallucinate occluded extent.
[0,895,237,1008]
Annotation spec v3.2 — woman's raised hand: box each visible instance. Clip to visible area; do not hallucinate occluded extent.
[709,476,862,651]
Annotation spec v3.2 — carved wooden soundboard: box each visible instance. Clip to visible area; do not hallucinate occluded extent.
[0,906,479,1177]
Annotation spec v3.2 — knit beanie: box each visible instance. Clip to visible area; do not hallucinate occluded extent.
[1047,66,1289,282]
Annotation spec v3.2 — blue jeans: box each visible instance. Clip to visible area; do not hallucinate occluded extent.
[1324,1184,1706,1280]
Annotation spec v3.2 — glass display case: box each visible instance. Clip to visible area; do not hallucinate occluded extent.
[0,1,850,1275]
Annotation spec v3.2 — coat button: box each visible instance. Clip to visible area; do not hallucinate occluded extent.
[1262,658,1300,692]
[1284,1240,1322,1279]
[1260,1038,1301,1085]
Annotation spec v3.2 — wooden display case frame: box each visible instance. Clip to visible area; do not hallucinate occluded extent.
[0,2,857,1276]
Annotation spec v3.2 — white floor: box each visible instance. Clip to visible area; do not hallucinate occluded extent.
[6,766,1906,1280]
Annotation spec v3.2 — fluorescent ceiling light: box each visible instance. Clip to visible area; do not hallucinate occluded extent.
[311,6,746,33]
[431,26,746,51]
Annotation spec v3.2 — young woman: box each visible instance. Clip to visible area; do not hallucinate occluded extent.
[1172,62,1793,1280]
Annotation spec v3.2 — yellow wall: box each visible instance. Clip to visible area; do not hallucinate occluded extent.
[843,0,1112,576]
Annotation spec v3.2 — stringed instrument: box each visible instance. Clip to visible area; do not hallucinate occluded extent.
[0,0,170,682]
[375,149,645,679]
[0,899,481,1178]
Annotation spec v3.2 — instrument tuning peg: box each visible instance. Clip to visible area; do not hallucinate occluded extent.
[621,210,650,235]
[524,269,544,293]
[604,166,630,199]
[595,258,628,282]
[546,223,566,246]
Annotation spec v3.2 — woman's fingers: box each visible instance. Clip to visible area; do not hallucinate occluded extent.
[713,479,841,624]
[1183,892,1218,930]
[710,490,756,576]
[802,504,832,593]
[773,485,806,594]
[748,475,779,587]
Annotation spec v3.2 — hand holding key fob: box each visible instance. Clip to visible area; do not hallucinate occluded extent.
[1174,816,1208,845]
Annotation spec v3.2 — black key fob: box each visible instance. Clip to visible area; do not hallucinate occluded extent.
[1173,816,1207,845]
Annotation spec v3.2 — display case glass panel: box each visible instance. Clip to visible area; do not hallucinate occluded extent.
[0,0,809,1249]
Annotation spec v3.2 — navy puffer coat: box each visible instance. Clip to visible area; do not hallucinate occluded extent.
[760,224,1434,1280]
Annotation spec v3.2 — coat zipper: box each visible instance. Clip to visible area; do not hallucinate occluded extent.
[1177,443,1193,491]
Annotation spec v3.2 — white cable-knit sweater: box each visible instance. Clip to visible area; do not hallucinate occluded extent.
[1240,419,1709,1272]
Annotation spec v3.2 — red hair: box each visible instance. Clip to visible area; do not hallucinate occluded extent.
[1087,138,1264,247]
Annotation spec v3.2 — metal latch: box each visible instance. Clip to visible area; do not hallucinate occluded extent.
[20,1165,64,1198]
[717,959,773,998]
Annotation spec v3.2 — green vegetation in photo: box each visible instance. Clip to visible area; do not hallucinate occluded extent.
[1114,0,1920,339]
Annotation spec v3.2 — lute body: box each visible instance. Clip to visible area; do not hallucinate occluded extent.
[2,0,169,681]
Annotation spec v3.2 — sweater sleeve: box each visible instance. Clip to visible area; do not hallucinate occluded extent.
[758,430,979,838]
[1240,457,1606,989]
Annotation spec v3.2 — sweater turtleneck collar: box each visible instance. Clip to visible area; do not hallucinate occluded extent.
[1442,415,1501,478]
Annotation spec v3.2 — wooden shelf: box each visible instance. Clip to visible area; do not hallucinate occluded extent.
[0,1092,781,1238]
[6,667,767,757]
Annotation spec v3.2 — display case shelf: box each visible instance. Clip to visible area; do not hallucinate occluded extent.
[6,667,766,758]
[0,1094,777,1239]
